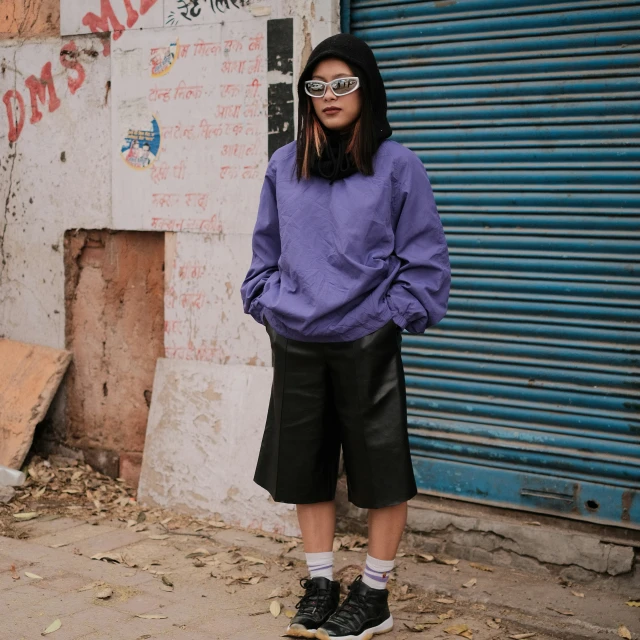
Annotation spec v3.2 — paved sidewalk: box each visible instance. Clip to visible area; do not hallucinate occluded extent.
[1,514,638,640]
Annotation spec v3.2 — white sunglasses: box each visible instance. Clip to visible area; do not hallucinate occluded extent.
[304,76,360,98]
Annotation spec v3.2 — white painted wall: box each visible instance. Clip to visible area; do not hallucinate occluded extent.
[139,358,299,535]
[0,35,111,349]
[1,0,338,534]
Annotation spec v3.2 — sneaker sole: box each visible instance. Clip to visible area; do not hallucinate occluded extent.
[285,624,319,638]
[315,615,393,640]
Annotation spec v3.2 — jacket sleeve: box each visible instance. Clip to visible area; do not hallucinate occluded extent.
[386,153,451,334]
[240,159,281,324]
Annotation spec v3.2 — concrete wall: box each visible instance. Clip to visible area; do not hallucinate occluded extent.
[0,0,339,535]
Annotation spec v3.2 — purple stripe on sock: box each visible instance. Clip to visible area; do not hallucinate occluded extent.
[364,569,388,583]
[365,564,390,576]
[309,564,333,571]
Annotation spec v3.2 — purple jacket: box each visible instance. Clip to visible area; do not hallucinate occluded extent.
[240,140,451,342]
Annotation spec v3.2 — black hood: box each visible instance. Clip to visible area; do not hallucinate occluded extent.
[297,33,392,143]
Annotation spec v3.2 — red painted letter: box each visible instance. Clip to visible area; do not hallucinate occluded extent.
[3,90,26,143]
[60,42,87,95]
[25,62,61,125]
[139,0,159,15]
[122,0,139,27]
[82,0,125,55]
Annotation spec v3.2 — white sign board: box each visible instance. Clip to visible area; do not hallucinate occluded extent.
[111,21,268,235]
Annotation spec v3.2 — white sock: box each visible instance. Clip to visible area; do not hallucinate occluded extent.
[306,551,334,580]
[362,554,394,590]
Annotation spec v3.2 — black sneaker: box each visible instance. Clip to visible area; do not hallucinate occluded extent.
[285,576,341,638]
[316,575,393,640]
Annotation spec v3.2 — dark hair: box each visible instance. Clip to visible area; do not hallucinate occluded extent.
[296,65,377,181]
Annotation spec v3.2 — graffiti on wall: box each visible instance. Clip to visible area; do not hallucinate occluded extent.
[61,0,163,54]
[2,41,90,144]
[165,0,271,26]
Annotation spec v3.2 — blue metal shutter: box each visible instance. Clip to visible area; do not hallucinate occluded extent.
[346,0,640,528]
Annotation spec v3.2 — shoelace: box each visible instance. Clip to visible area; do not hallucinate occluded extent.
[296,578,333,615]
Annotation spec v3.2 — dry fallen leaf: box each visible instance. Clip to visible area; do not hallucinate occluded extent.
[433,555,460,566]
[547,607,574,616]
[14,512,39,520]
[149,534,169,540]
[416,553,434,563]
[626,600,640,607]
[90,552,124,564]
[270,600,281,618]
[434,598,455,605]
[462,578,477,588]
[162,575,174,587]
[469,562,493,572]
[282,541,298,554]
[136,614,168,619]
[618,625,632,640]
[444,623,469,635]
[332,538,342,552]
[439,610,455,621]
[50,542,70,548]
[78,581,105,592]
[267,587,291,599]
[96,588,113,599]
[460,632,473,640]
[41,619,62,635]
[404,618,442,632]
[25,572,43,580]
[284,610,295,619]
[487,618,500,629]
[243,555,267,565]
[571,591,585,598]
[509,634,536,639]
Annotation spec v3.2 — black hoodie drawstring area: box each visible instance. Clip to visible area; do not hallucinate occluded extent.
[316,132,357,184]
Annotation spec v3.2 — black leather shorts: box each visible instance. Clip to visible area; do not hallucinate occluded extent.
[253,319,417,509]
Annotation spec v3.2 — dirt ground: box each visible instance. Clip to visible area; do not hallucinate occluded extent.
[1,454,638,640]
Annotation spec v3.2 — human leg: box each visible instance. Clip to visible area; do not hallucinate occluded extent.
[317,321,415,639]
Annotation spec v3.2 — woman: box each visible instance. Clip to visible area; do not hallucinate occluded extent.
[240,34,450,640]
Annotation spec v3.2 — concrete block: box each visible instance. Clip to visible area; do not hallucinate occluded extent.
[0,339,72,470]
[32,523,118,549]
[138,358,299,536]
[406,501,637,579]
[164,233,271,367]
[607,544,635,576]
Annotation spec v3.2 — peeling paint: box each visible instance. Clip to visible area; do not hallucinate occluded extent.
[300,17,313,74]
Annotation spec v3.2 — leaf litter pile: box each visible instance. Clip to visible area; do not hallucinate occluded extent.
[1,454,635,639]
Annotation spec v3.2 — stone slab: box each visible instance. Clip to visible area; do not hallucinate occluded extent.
[137,358,299,536]
[0,339,72,470]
